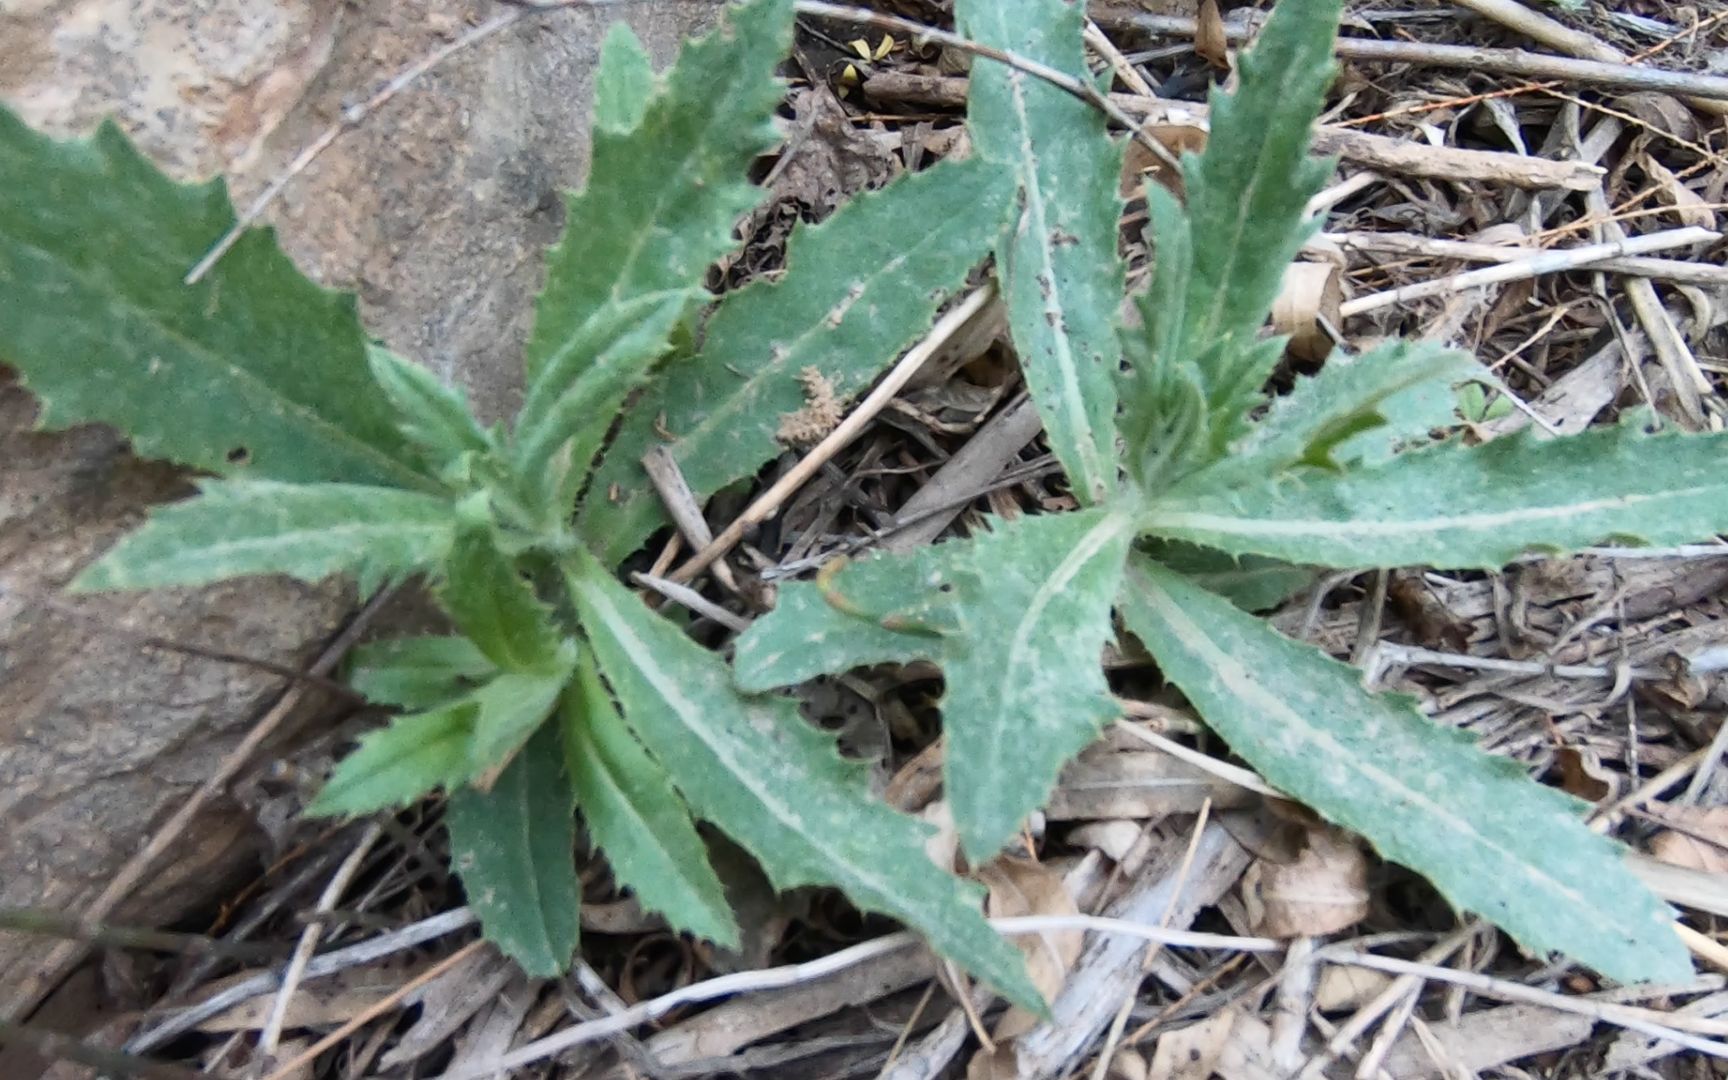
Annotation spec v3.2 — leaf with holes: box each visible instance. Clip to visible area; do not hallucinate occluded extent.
[1119,556,1687,983]
[0,109,427,488]
[957,0,1125,505]
[577,155,1013,565]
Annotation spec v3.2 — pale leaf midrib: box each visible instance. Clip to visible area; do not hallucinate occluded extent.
[1135,570,1610,930]
[1000,63,1104,499]
[6,234,423,489]
[980,514,1128,817]
[1150,483,1715,542]
[582,582,903,904]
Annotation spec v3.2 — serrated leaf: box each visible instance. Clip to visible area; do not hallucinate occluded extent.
[366,346,492,477]
[566,551,1040,1008]
[513,0,791,507]
[957,0,1124,505]
[1119,184,1207,489]
[736,510,1134,858]
[0,108,427,488]
[577,156,1014,565]
[307,703,477,817]
[466,662,576,774]
[1139,541,1313,613]
[1184,341,1483,491]
[1118,557,1686,984]
[439,517,565,673]
[447,724,580,977]
[595,23,657,134]
[1143,417,1728,570]
[348,636,497,709]
[1175,0,1341,424]
[72,480,455,593]
[563,652,739,945]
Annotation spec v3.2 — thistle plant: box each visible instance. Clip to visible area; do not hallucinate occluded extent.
[2,0,1715,996]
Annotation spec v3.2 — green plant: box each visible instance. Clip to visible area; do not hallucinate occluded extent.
[738,0,1723,984]
[0,0,1712,998]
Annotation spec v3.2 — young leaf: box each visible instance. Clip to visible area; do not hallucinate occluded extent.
[1139,541,1313,613]
[577,156,1014,565]
[512,0,791,504]
[736,510,1135,859]
[566,551,1041,1009]
[1118,557,1687,984]
[595,23,657,134]
[348,635,497,709]
[1119,184,1208,489]
[1142,417,1728,570]
[366,346,493,477]
[439,513,565,674]
[957,0,1125,505]
[71,480,455,593]
[447,724,581,978]
[563,653,739,946]
[1172,0,1342,425]
[1183,340,1483,491]
[465,664,575,774]
[0,108,426,489]
[307,703,477,817]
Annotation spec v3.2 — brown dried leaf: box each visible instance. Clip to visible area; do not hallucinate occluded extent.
[1241,826,1369,938]
[1554,746,1615,803]
[1194,0,1229,70]
[1270,261,1342,365]
[1646,804,1728,874]
[1314,965,1394,1012]
[1050,749,1258,820]
[1644,154,1716,230]
[1149,1007,1237,1080]
[1121,123,1208,199]
[979,858,1082,1036]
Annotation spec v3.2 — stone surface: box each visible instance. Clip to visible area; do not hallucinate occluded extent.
[0,0,715,1006]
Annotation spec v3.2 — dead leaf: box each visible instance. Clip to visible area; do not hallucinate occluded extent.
[1121,123,1208,199]
[1387,571,1472,653]
[1644,154,1716,230]
[1554,746,1615,803]
[1194,0,1229,70]
[1049,748,1257,820]
[1241,826,1369,938]
[965,857,1083,1080]
[1149,1007,1236,1080]
[1613,92,1700,143]
[1270,262,1342,365]
[1314,965,1394,1012]
[1646,804,1728,874]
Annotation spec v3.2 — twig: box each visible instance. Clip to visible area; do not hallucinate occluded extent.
[1,588,396,1022]
[1324,230,1728,288]
[0,908,278,962]
[259,939,488,1080]
[1112,720,1283,798]
[127,907,479,1053]
[0,1019,201,1080]
[668,285,995,584]
[1091,6,1728,101]
[1444,0,1728,118]
[1369,641,1665,682]
[862,73,1606,190]
[1316,946,1728,1052]
[631,572,752,632]
[431,917,1282,1080]
[254,822,383,1072]
[1338,226,1720,316]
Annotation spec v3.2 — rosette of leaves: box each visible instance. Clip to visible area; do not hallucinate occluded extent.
[736,0,1727,982]
[0,0,1037,1002]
